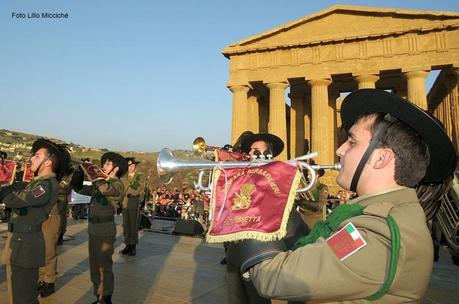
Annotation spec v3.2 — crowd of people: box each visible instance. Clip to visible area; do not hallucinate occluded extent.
[148,186,210,224]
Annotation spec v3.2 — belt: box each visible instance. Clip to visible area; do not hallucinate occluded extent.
[8,223,42,233]
[88,215,114,224]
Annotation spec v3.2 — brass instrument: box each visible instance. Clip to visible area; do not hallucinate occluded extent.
[192,137,222,160]
[157,148,341,193]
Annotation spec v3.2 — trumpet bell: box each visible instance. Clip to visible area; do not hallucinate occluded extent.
[192,137,206,155]
[157,148,222,185]
[157,148,176,184]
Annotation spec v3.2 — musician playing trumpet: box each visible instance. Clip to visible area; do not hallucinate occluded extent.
[227,89,456,303]
[81,152,127,304]
[225,132,309,304]
[0,138,70,304]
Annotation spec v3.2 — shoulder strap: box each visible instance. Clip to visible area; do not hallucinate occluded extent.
[363,202,401,301]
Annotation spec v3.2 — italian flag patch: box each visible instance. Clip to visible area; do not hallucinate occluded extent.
[326,222,367,261]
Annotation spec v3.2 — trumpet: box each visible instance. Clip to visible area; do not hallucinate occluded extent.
[192,137,226,160]
[157,148,341,192]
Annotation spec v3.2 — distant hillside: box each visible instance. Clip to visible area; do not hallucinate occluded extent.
[0,128,201,193]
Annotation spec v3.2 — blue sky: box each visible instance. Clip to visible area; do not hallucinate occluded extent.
[1,1,458,152]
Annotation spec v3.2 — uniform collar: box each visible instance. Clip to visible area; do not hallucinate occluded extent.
[33,172,57,181]
[348,186,418,208]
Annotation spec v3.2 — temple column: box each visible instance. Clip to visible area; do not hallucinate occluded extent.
[404,70,429,110]
[328,89,339,160]
[289,84,307,157]
[452,69,459,148]
[309,79,332,165]
[355,74,379,89]
[229,85,250,144]
[247,92,260,133]
[266,82,289,160]
[304,93,312,153]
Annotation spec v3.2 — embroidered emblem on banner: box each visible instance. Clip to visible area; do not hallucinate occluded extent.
[32,185,46,198]
[327,222,367,261]
[232,183,255,210]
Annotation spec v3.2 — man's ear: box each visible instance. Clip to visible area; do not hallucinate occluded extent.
[374,148,394,169]
[44,158,53,169]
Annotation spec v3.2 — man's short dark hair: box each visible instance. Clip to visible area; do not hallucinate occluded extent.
[368,113,430,187]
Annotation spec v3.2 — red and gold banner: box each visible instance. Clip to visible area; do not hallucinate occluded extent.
[22,162,35,182]
[0,160,17,187]
[80,162,108,181]
[206,161,302,243]
[214,149,246,162]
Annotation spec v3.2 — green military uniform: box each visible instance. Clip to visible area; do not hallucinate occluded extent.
[38,201,61,286]
[0,174,59,304]
[250,187,433,303]
[121,172,142,247]
[57,173,73,240]
[88,177,124,298]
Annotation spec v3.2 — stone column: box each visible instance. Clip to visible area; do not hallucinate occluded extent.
[304,93,312,153]
[266,82,289,160]
[289,84,307,157]
[452,69,459,148]
[328,89,339,161]
[404,70,429,110]
[355,74,379,89]
[258,95,269,134]
[309,79,332,165]
[247,92,260,133]
[229,85,250,144]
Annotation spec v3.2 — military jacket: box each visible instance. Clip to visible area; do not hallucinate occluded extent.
[53,172,73,214]
[121,172,142,210]
[250,187,432,303]
[1,173,59,268]
[88,177,124,237]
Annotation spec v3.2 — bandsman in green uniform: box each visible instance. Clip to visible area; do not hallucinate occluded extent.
[0,138,70,304]
[119,157,142,256]
[226,132,309,304]
[84,152,127,304]
[227,89,456,303]
[38,162,82,297]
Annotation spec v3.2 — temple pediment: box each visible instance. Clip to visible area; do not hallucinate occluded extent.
[223,5,459,57]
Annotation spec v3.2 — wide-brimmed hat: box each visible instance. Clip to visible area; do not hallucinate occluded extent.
[241,133,284,158]
[125,157,140,166]
[32,138,70,180]
[100,152,128,177]
[233,130,254,153]
[341,89,456,183]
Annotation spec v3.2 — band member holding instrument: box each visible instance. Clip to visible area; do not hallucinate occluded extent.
[37,145,74,298]
[82,152,127,304]
[226,132,309,304]
[0,138,69,304]
[38,160,83,297]
[227,89,456,303]
[119,157,142,256]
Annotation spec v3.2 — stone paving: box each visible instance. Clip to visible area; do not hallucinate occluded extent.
[0,216,458,304]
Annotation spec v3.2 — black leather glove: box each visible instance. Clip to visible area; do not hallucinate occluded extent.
[284,210,310,249]
[226,238,287,273]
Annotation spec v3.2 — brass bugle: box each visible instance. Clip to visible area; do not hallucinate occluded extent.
[157,148,341,192]
[192,137,222,158]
